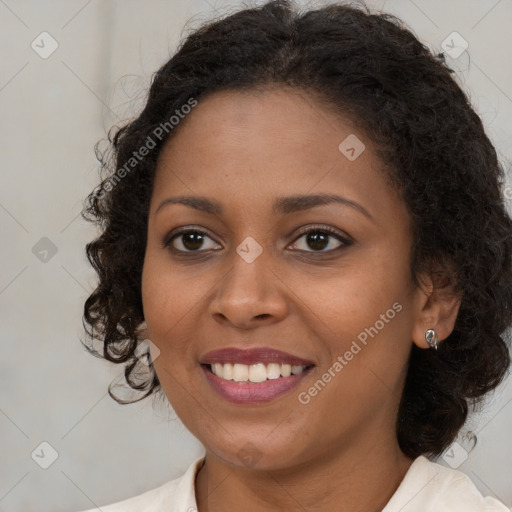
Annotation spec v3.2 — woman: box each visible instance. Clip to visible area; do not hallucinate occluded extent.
[79,0,512,510]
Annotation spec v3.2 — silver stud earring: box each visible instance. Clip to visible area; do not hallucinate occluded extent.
[425,329,438,350]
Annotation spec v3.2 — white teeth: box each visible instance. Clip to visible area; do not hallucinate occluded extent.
[291,365,304,375]
[213,363,224,379]
[233,363,249,382]
[249,363,267,383]
[267,363,281,380]
[280,364,291,377]
[210,362,309,382]
[222,363,234,380]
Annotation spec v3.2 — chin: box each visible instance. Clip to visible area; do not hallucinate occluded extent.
[203,433,309,472]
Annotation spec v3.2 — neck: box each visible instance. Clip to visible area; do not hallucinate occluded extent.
[195,437,414,512]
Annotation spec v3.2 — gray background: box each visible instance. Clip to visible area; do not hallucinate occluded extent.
[0,1,511,511]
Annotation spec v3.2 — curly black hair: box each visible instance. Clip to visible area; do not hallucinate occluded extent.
[81,0,512,459]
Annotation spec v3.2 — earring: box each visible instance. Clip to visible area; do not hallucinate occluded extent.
[425,329,438,350]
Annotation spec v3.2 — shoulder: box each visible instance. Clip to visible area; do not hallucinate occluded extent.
[383,455,510,512]
[76,456,204,512]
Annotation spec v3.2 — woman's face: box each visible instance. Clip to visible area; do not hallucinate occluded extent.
[142,87,427,470]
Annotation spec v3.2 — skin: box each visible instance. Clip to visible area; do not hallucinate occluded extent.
[141,86,461,512]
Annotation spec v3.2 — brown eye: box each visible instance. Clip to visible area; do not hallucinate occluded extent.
[289,227,352,253]
[165,229,221,252]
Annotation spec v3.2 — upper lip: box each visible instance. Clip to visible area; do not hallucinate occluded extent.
[199,347,315,366]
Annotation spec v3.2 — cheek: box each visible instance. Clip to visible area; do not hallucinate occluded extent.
[141,257,205,420]
[141,250,206,338]
[293,251,414,389]
[292,250,411,338]
[141,255,197,377]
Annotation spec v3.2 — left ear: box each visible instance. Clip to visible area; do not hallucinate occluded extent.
[411,269,462,350]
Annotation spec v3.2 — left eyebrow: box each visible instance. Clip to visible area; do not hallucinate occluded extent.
[155,193,373,221]
[272,193,373,220]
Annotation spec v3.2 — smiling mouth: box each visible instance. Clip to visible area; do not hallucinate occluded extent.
[202,362,315,383]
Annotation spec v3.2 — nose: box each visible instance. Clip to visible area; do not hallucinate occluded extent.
[209,250,288,329]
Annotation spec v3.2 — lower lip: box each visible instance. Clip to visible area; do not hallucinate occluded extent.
[201,365,314,404]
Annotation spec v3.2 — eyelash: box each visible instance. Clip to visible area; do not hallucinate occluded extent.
[162,225,353,255]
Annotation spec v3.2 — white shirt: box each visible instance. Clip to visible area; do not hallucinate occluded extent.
[78,455,510,511]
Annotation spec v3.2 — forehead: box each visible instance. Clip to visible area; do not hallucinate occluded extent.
[151,87,402,222]
[159,86,359,163]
